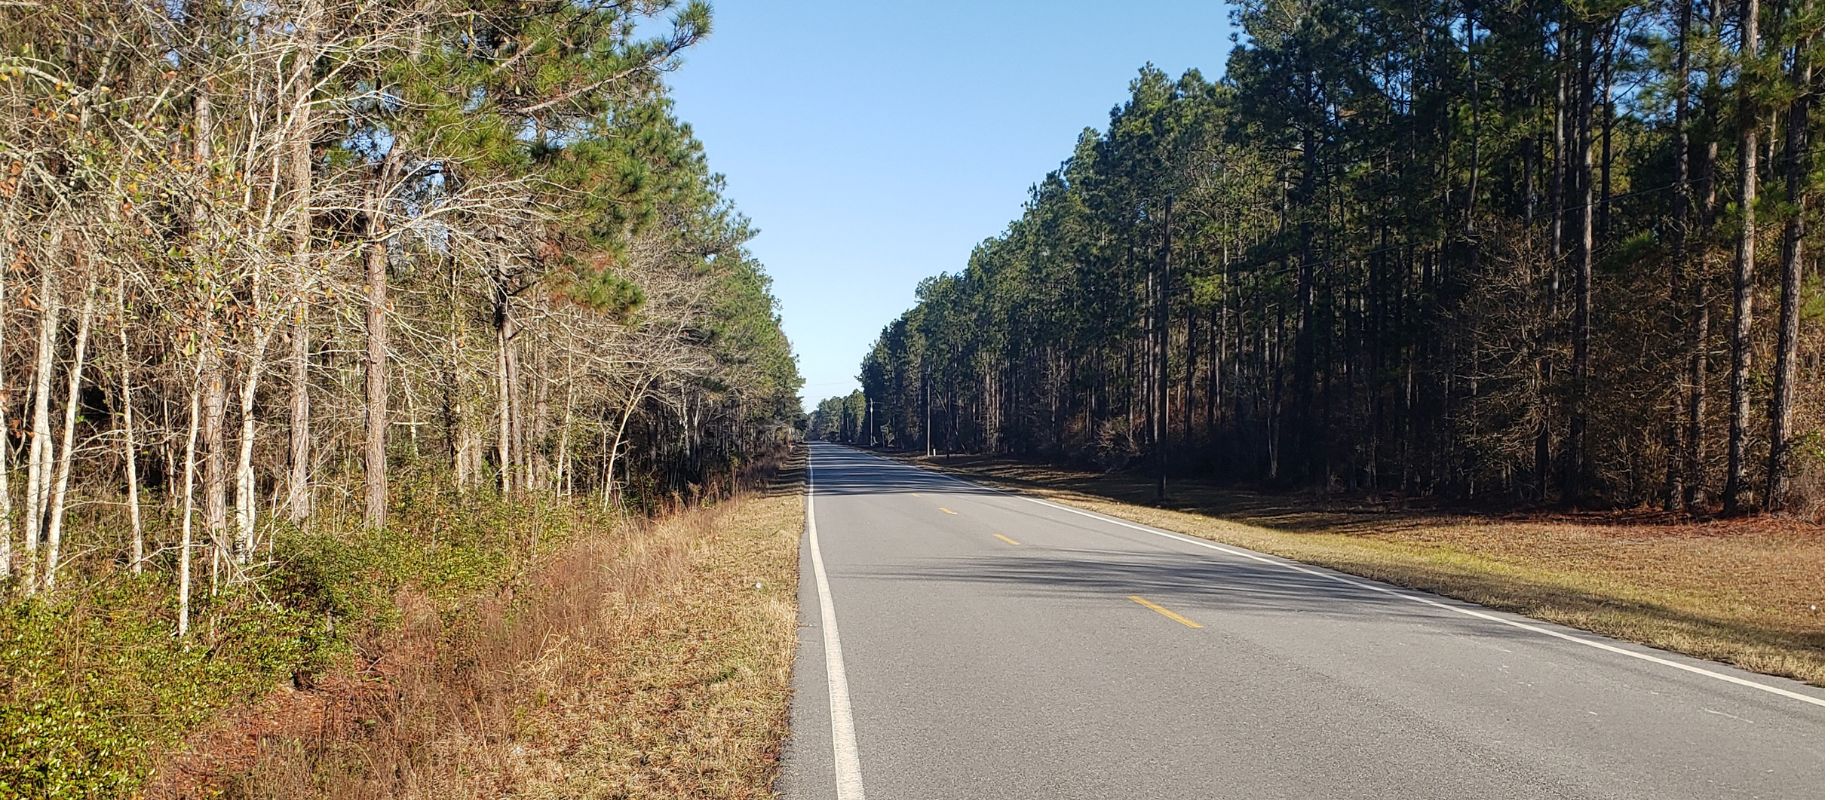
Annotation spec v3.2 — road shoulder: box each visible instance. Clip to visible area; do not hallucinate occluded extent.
[876,449,1826,686]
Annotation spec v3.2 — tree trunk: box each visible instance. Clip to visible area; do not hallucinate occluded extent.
[1463,0,1479,235]
[1290,126,1319,486]
[0,226,11,584]
[116,276,144,573]
[1564,23,1595,503]
[22,237,59,595]
[1684,0,1724,512]
[234,322,278,563]
[178,371,202,637]
[1597,27,1617,241]
[285,13,315,525]
[555,351,576,498]
[190,71,229,578]
[363,184,390,529]
[1722,0,1760,514]
[201,343,227,576]
[1157,196,1172,501]
[604,376,654,506]
[1183,289,1196,448]
[44,270,97,591]
[530,341,550,491]
[440,255,472,491]
[1538,28,1567,502]
[1663,0,1694,512]
[1763,51,1810,510]
[494,264,517,496]
[287,301,313,524]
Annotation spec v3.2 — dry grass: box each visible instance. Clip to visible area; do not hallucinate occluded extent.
[902,453,1826,686]
[164,460,806,799]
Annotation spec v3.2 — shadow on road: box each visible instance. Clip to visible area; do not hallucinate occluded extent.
[805,444,1006,498]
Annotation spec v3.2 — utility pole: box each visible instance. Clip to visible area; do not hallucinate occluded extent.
[867,397,875,448]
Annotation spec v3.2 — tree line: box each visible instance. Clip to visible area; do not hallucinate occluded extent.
[807,390,869,445]
[0,0,801,629]
[829,0,1822,513]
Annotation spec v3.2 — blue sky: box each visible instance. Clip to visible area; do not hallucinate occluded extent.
[660,1,1240,410]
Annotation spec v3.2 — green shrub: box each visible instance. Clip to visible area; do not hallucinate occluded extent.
[0,485,610,798]
[0,578,313,799]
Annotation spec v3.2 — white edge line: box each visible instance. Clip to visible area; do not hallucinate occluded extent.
[878,449,1825,708]
[807,450,867,798]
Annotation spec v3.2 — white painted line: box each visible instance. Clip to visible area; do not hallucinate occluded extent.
[1016,497,1826,707]
[877,451,1826,708]
[807,454,867,799]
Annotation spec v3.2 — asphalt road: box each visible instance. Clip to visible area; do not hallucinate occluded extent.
[778,442,1824,800]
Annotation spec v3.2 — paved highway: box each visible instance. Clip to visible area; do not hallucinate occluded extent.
[778,442,1824,799]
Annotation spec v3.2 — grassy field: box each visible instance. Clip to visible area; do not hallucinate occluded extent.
[149,461,805,799]
[896,453,1825,686]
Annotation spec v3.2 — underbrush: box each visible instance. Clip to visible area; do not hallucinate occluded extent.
[0,477,618,800]
[0,576,316,799]
[211,473,803,798]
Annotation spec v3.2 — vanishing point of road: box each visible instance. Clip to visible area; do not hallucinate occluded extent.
[778,442,1824,799]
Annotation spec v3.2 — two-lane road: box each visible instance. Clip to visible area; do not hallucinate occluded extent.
[779,442,1824,799]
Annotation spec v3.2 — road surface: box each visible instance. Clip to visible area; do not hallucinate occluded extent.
[779,442,1824,799]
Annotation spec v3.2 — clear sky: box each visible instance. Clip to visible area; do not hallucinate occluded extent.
[660,1,1240,411]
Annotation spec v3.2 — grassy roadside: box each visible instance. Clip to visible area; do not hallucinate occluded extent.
[891,452,1825,686]
[156,460,805,799]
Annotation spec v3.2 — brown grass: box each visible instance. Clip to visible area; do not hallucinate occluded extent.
[157,459,806,799]
[900,453,1825,685]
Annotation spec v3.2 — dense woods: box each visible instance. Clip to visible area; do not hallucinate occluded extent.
[0,0,799,604]
[832,0,1823,513]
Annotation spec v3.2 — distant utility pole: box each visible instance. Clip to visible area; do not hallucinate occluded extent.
[867,397,875,448]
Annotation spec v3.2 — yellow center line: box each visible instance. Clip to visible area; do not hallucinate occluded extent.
[993,533,1021,546]
[909,492,922,497]
[938,507,957,515]
[1128,595,1204,629]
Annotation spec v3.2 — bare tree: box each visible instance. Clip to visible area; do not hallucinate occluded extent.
[115,276,144,573]
[43,263,97,590]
